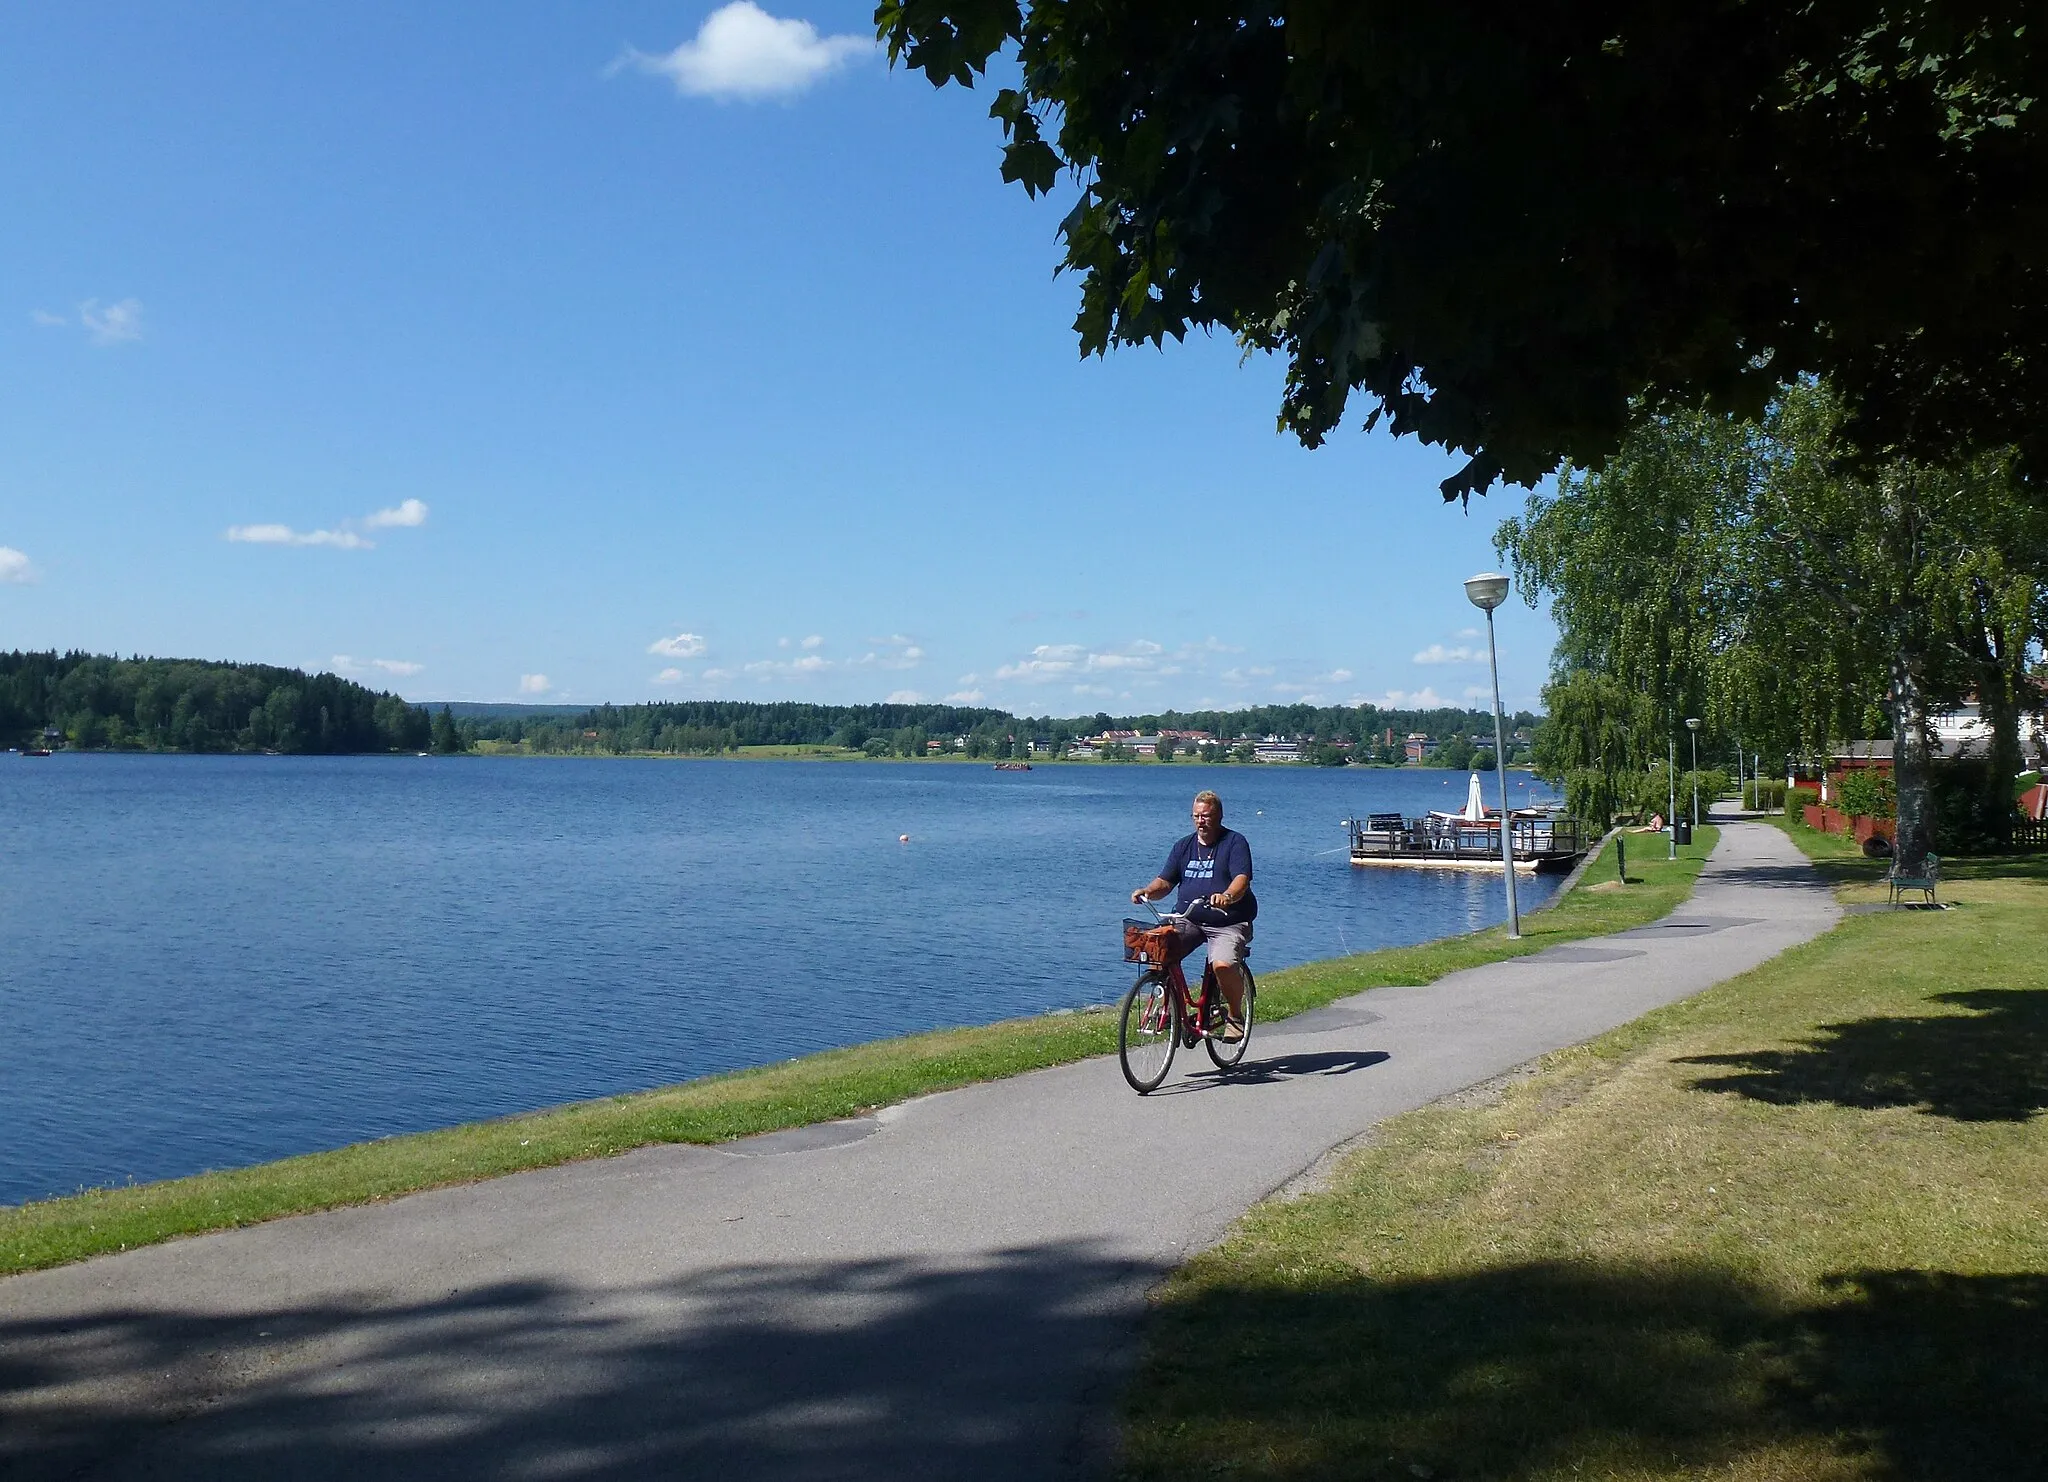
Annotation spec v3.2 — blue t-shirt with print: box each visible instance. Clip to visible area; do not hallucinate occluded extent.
[1162,828,1257,923]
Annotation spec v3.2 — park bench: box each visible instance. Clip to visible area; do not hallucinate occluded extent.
[1886,851,1940,907]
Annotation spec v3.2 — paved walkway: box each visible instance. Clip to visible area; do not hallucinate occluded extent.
[0,820,1835,1481]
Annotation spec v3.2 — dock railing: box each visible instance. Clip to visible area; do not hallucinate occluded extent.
[1348,812,1586,867]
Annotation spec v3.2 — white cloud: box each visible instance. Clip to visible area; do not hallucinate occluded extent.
[884,689,924,704]
[845,634,923,671]
[1378,687,1449,709]
[79,298,144,345]
[996,643,1084,682]
[0,546,38,584]
[742,653,830,678]
[226,523,372,550]
[519,673,551,694]
[1455,627,1482,639]
[364,498,429,529]
[225,497,430,552]
[703,667,735,682]
[648,631,709,658]
[944,688,984,704]
[800,634,824,650]
[331,655,425,679]
[653,667,687,684]
[1412,643,1483,665]
[995,639,1170,684]
[28,309,66,328]
[621,2,872,102]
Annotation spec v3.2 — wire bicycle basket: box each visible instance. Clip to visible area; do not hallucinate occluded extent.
[1123,919,1178,965]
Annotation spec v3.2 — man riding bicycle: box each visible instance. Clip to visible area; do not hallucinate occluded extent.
[1131,790,1257,1041]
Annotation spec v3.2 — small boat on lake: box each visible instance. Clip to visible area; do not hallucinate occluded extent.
[992,761,1032,771]
[1346,772,1586,874]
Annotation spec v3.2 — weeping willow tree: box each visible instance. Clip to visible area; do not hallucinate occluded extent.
[1500,382,2048,869]
[1528,671,1660,829]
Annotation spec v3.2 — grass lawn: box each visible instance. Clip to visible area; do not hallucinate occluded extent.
[1122,820,2048,1481]
[0,829,1714,1277]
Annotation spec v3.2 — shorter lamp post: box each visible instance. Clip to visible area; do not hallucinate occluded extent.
[1668,739,1677,859]
[1686,717,1702,826]
[1463,571,1520,940]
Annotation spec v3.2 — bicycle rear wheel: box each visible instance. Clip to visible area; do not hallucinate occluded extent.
[1204,965,1256,1070]
[1118,970,1178,1093]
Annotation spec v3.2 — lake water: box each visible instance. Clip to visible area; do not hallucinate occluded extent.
[0,755,1556,1205]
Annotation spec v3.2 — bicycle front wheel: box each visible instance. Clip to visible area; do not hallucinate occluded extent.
[1204,965,1256,1070]
[1118,970,1178,1093]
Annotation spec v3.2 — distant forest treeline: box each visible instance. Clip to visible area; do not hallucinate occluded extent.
[4,651,1537,760]
[468,699,1540,760]
[1,652,432,753]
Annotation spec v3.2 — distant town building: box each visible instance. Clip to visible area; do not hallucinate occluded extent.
[1403,732,1430,764]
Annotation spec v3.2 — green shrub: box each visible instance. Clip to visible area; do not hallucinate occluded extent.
[1835,767,1896,819]
[1743,778,1788,811]
[1928,759,2018,853]
[1678,768,1730,812]
[1786,785,1820,822]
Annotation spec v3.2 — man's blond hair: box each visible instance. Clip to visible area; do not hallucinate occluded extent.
[1193,790,1223,819]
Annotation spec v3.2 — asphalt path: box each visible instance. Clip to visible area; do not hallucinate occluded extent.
[0,818,1836,1481]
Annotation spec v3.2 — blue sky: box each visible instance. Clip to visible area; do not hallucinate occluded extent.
[0,2,1556,716]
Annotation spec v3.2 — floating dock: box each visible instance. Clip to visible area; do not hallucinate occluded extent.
[1346,811,1587,874]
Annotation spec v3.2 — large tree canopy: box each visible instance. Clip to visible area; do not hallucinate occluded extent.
[878,1,2045,499]
[1497,383,2048,865]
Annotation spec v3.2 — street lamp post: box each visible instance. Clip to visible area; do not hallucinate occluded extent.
[1686,717,1702,825]
[1463,572,1520,940]
[1668,738,1678,859]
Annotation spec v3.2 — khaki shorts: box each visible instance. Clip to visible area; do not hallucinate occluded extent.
[1172,918,1251,968]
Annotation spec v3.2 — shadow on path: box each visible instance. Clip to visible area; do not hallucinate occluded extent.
[1157,1050,1391,1096]
[0,1242,1157,1482]
[1680,989,2048,1122]
[1133,1262,2048,1481]
[1671,859,1835,891]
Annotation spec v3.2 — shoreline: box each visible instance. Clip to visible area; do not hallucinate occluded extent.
[14,745,1472,769]
[0,825,1710,1278]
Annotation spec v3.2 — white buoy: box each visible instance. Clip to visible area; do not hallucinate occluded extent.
[898,834,910,843]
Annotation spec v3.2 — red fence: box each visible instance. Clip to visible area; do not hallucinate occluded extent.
[1802,804,1896,846]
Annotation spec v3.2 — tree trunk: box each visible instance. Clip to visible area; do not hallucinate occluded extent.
[1889,650,1935,874]
[1979,683,2022,849]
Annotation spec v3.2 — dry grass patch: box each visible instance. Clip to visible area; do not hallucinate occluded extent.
[1124,838,2048,1481]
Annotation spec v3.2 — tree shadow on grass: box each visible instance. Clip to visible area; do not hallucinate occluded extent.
[1131,1263,2048,1481]
[5,1246,2042,1482]
[1678,989,2048,1122]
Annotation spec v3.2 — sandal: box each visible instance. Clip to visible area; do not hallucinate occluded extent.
[1220,1016,1245,1043]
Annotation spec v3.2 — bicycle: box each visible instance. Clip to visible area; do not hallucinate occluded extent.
[1117,904,1257,1093]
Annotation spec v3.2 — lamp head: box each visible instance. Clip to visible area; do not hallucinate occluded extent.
[1463,572,1511,611]
[1686,717,1701,731]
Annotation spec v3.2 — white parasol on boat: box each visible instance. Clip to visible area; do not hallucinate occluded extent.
[1461,770,1488,822]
